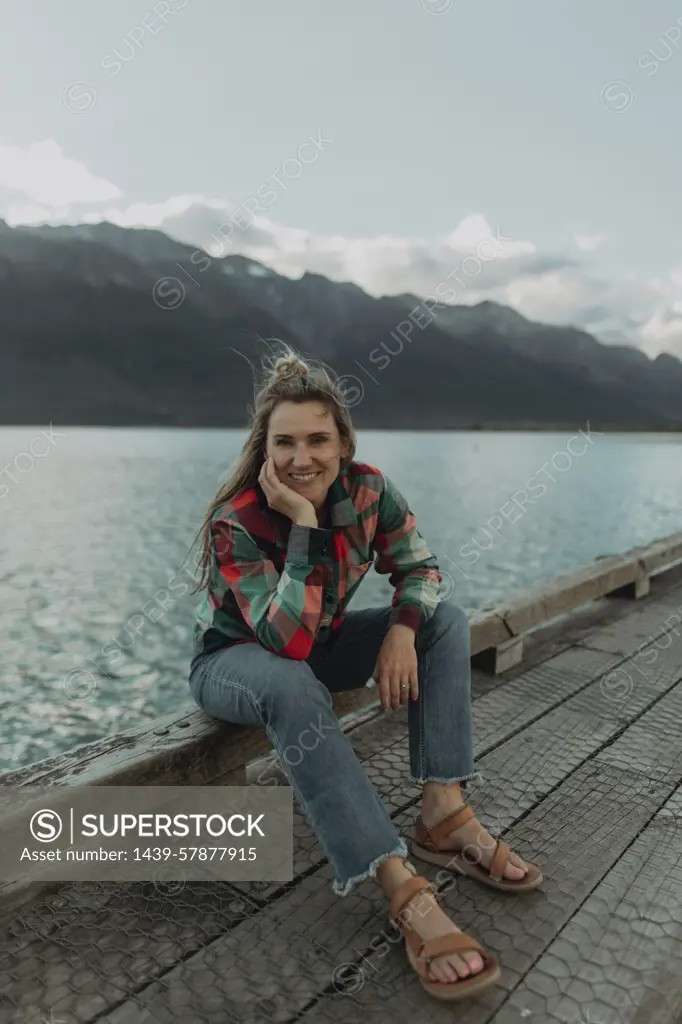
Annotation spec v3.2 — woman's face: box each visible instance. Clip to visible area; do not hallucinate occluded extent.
[265,400,349,511]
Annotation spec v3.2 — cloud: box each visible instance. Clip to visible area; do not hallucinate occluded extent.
[1,142,681,360]
[573,230,607,251]
[640,307,682,358]
[0,140,121,209]
[154,205,568,305]
[90,193,213,228]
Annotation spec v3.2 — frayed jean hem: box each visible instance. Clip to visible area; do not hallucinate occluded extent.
[410,768,482,786]
[332,838,409,898]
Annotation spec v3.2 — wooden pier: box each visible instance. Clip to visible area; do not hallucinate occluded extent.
[2,531,682,1023]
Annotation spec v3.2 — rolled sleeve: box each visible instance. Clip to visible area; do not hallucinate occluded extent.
[373,472,442,633]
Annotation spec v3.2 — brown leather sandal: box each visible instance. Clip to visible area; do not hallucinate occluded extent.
[411,805,543,892]
[388,866,501,1001]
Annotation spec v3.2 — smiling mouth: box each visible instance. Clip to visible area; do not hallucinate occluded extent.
[289,471,322,482]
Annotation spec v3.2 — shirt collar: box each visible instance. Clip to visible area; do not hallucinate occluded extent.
[255,465,358,528]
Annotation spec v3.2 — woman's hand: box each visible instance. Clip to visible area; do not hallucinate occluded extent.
[258,456,318,526]
[372,624,419,711]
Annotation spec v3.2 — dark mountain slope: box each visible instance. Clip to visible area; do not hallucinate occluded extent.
[1,219,679,429]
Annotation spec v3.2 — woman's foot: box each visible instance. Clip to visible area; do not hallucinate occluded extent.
[376,858,486,985]
[420,786,527,882]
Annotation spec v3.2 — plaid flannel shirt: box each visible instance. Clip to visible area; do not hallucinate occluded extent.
[192,460,443,661]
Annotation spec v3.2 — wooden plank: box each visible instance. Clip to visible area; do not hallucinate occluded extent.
[0,706,267,789]
[579,592,682,655]
[471,645,620,751]
[594,680,682,784]
[487,531,682,639]
[295,763,675,1024]
[496,786,682,1024]
[610,574,651,599]
[469,531,682,671]
[559,628,682,722]
[0,689,383,790]
[639,532,682,575]
[472,635,524,674]
[469,612,512,656]
[0,880,263,1024]
[496,552,641,636]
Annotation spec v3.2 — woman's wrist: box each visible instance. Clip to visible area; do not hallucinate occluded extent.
[294,514,319,529]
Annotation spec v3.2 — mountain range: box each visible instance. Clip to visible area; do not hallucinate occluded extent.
[1,218,680,430]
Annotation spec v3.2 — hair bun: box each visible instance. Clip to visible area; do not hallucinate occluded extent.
[273,355,308,380]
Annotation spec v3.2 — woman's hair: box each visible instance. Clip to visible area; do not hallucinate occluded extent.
[186,342,357,595]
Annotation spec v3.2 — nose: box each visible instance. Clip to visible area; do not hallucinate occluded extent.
[291,445,315,468]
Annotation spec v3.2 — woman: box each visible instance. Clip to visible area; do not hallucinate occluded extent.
[187,345,541,1002]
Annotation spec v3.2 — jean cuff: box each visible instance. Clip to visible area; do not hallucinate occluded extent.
[332,838,409,898]
[409,768,482,786]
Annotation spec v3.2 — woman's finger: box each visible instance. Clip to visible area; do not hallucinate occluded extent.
[379,674,392,712]
[374,662,391,712]
[259,466,272,499]
[409,664,419,702]
[261,458,279,497]
[395,669,408,706]
[390,671,402,710]
[266,457,287,494]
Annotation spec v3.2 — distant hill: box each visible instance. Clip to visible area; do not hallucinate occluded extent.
[1,218,680,429]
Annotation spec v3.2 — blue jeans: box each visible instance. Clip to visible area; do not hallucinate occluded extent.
[187,600,476,897]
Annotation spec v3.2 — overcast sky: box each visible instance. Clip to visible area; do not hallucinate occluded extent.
[1,0,681,357]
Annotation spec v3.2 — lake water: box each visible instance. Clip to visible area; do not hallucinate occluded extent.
[2,427,681,771]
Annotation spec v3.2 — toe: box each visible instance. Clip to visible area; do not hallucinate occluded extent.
[431,956,457,984]
[505,852,528,880]
[449,953,470,979]
[464,952,485,974]
[428,959,448,983]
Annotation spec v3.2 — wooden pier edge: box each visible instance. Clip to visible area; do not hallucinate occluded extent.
[2,530,682,918]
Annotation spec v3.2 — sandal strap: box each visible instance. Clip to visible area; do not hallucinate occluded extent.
[388,875,437,924]
[403,926,486,977]
[418,931,485,961]
[489,838,510,882]
[426,804,474,844]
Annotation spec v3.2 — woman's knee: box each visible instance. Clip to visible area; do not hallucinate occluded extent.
[190,646,331,725]
[420,600,470,654]
[256,656,334,724]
